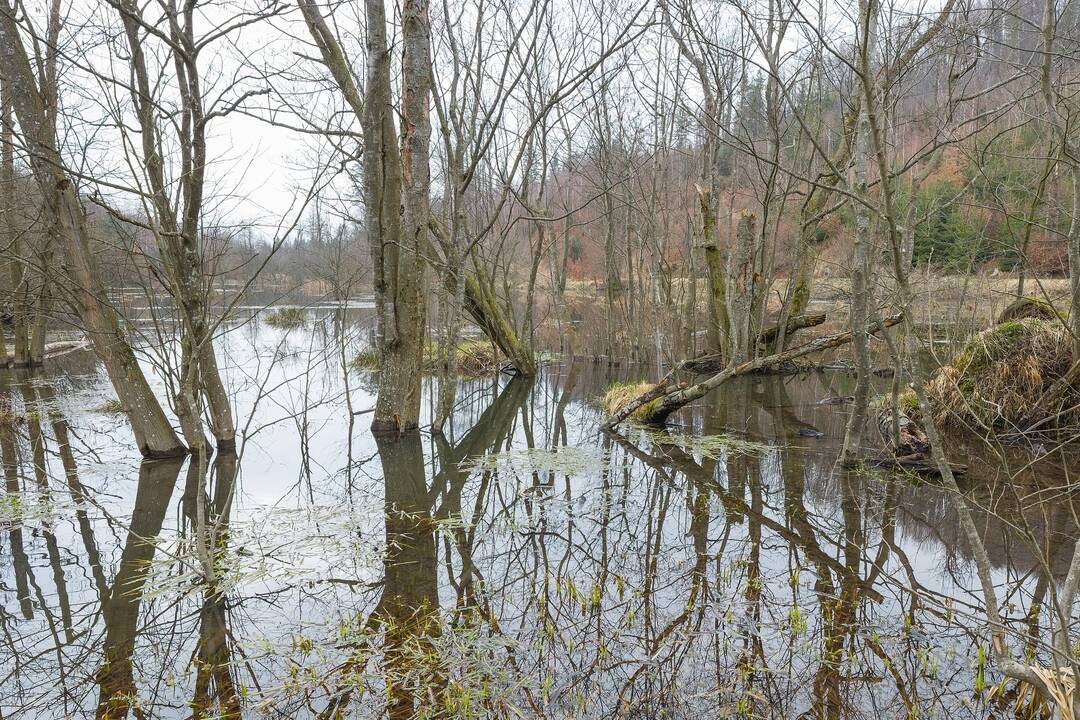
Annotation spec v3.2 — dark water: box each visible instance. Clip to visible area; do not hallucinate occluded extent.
[0,306,1075,718]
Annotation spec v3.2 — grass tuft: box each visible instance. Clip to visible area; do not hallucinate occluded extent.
[351,339,503,377]
[923,317,1076,431]
[264,307,306,329]
[601,381,659,422]
[98,399,125,414]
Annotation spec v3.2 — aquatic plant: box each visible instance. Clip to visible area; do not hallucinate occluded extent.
[641,427,774,459]
[264,307,307,329]
[463,446,607,477]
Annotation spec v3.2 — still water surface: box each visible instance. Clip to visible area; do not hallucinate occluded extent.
[0,306,1075,718]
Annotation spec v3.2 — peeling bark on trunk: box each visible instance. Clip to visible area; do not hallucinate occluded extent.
[371,0,432,434]
[727,212,759,364]
[698,185,730,354]
[298,0,431,433]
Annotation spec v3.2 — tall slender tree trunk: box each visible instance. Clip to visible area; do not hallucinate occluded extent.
[839,0,878,467]
[0,3,186,458]
[0,80,14,366]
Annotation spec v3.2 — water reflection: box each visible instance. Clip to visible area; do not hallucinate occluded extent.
[96,457,182,719]
[0,315,1078,718]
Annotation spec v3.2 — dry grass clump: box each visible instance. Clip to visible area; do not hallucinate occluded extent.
[427,339,502,377]
[350,348,380,372]
[601,381,658,422]
[98,399,125,414]
[351,339,502,377]
[264,307,306,329]
[924,318,1076,431]
[0,404,24,426]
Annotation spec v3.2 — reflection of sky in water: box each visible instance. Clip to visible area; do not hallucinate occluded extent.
[1,307,1075,718]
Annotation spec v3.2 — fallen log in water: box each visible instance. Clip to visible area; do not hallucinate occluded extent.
[680,313,827,375]
[604,312,904,429]
[0,339,92,366]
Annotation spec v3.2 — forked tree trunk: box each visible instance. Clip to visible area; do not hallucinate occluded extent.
[372,0,432,433]
[113,0,234,453]
[298,0,431,433]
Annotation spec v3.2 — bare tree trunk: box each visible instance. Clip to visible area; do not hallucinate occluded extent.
[0,78,13,366]
[698,186,730,354]
[838,0,877,468]
[370,0,431,433]
[727,212,758,364]
[0,5,185,458]
[111,0,235,453]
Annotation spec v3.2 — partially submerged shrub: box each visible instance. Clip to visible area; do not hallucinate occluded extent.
[438,339,502,377]
[601,381,658,422]
[264,307,306,329]
[923,318,1076,432]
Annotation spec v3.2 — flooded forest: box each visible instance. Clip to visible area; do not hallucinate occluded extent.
[2,0,1080,717]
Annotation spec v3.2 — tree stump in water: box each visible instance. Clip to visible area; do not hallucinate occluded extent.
[874,407,966,476]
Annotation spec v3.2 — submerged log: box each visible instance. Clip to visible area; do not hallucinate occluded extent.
[0,339,91,366]
[680,313,828,375]
[605,312,904,428]
[757,312,827,347]
[870,453,967,476]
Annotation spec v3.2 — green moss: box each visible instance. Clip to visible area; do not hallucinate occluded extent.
[956,319,1039,373]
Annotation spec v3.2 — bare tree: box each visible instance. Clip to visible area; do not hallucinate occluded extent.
[0,0,186,458]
